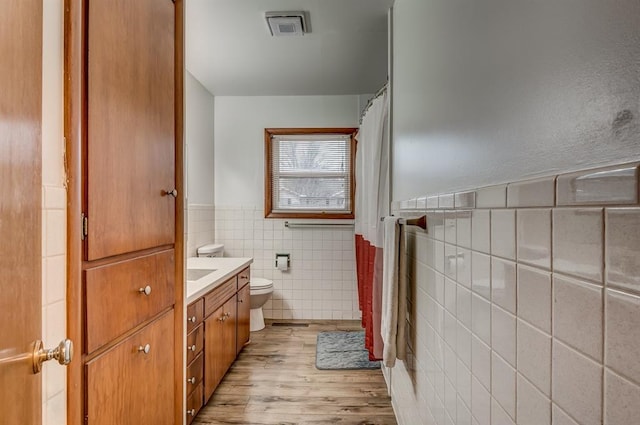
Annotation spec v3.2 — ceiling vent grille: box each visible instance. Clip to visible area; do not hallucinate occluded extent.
[265,11,308,37]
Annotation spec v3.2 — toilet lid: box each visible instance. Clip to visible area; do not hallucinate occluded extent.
[250,277,273,289]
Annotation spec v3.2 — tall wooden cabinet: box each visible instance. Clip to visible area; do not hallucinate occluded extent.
[66,0,184,423]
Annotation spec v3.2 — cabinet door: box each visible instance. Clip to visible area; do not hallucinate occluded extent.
[204,306,225,402]
[86,0,175,260]
[236,284,250,355]
[86,310,174,425]
[223,296,238,370]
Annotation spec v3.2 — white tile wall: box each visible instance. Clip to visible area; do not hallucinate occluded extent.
[386,161,640,425]
[42,186,67,425]
[186,204,215,258]
[214,206,359,320]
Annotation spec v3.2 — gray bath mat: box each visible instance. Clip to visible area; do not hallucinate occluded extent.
[315,331,381,370]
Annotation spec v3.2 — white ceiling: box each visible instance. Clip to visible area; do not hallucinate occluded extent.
[186,0,393,96]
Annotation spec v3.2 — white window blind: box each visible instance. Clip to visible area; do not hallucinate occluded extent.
[271,134,352,214]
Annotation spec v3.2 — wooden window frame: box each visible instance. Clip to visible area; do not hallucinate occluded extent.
[264,127,358,220]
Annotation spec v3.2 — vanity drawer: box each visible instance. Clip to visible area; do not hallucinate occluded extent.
[186,383,204,424]
[204,276,237,318]
[186,299,203,333]
[186,352,204,394]
[86,310,175,425]
[237,267,250,290]
[84,250,175,353]
[186,324,203,364]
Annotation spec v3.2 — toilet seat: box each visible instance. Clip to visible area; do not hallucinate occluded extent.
[250,277,273,290]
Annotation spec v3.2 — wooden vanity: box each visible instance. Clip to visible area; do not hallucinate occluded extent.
[185,260,252,423]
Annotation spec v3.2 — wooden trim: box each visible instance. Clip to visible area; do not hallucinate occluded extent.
[265,127,360,136]
[264,129,273,219]
[64,0,85,423]
[173,0,185,423]
[266,212,356,220]
[264,127,358,220]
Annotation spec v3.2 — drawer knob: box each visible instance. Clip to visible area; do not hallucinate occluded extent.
[188,316,197,323]
[187,377,196,384]
[218,316,225,322]
[189,344,197,352]
[225,312,231,318]
[139,286,152,296]
[187,409,196,417]
[138,344,151,354]
[238,299,244,303]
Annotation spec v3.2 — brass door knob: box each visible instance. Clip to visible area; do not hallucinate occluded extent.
[164,189,178,198]
[138,344,151,354]
[187,377,196,384]
[188,316,197,323]
[32,339,73,373]
[187,409,196,417]
[189,344,197,352]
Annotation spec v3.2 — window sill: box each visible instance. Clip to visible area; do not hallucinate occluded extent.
[265,211,355,220]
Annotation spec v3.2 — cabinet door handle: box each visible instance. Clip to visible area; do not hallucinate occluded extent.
[139,285,152,296]
[187,377,196,384]
[238,299,244,303]
[138,344,151,354]
[218,316,225,322]
[188,316,197,323]
[164,189,178,198]
[225,312,231,318]
[187,409,196,417]
[188,344,197,352]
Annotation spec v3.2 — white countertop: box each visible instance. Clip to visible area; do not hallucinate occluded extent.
[186,257,253,304]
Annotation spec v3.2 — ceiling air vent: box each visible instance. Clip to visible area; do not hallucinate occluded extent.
[265,11,308,37]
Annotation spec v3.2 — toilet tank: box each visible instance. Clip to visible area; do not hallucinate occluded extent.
[196,243,224,258]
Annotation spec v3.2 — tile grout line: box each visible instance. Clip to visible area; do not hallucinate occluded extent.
[601,208,607,425]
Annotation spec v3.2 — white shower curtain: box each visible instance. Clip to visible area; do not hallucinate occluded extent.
[355,88,389,360]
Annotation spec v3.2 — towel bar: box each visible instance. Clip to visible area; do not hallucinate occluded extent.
[381,215,427,230]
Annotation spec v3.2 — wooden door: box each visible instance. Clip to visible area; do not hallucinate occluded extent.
[0,0,43,424]
[236,284,251,355]
[85,310,175,425]
[204,306,225,401]
[86,0,176,261]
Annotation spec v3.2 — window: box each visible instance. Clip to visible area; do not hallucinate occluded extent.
[265,128,357,219]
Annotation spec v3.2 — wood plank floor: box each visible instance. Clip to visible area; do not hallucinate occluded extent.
[193,320,398,425]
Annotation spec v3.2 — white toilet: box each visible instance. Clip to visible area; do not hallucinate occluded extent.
[249,278,273,332]
[196,244,273,332]
[196,243,225,258]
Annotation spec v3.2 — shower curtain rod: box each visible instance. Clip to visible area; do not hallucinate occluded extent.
[359,81,389,124]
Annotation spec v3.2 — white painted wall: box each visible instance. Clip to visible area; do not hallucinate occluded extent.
[214,95,360,207]
[391,0,640,201]
[185,71,215,205]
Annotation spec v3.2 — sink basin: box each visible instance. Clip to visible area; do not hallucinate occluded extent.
[187,268,217,281]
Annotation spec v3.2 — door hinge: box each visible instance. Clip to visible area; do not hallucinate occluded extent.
[81,213,88,240]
